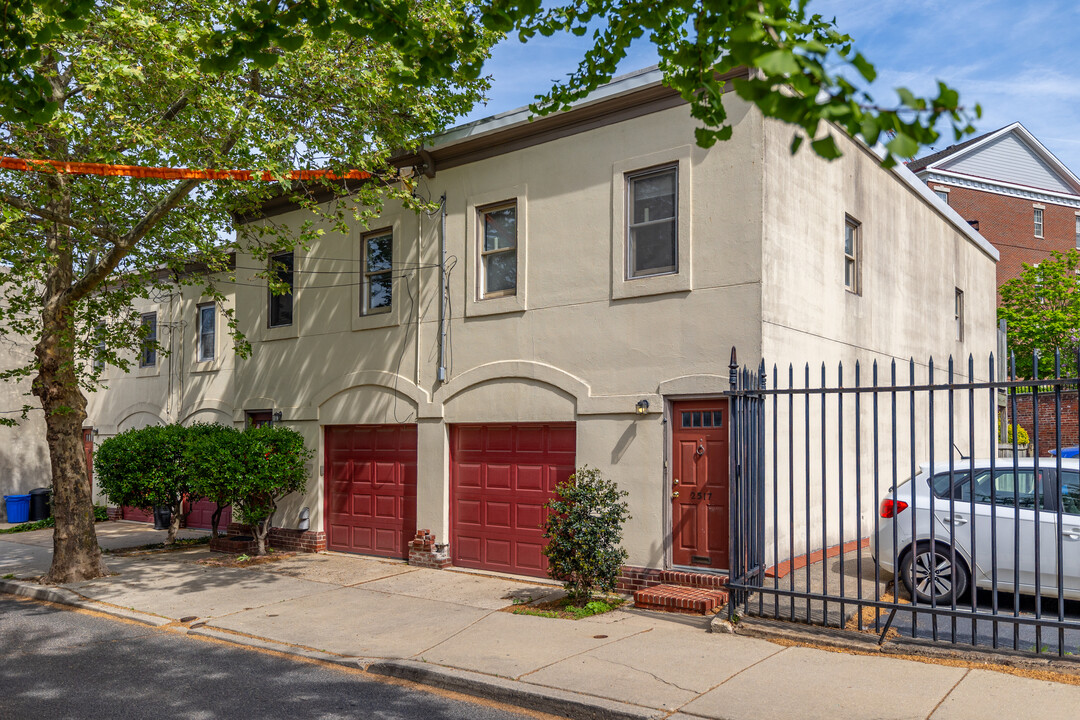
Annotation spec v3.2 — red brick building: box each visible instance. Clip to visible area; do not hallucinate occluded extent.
[909,123,1080,299]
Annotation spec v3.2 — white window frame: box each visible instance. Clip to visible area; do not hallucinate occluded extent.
[1074,214,1079,249]
[139,312,157,368]
[92,323,106,373]
[626,164,679,280]
[955,288,964,342]
[934,189,949,205]
[1034,207,1044,238]
[361,228,393,316]
[477,201,518,299]
[267,251,294,328]
[844,216,861,295]
[196,303,216,362]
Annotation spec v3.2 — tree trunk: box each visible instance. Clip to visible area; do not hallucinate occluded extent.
[210,505,224,539]
[253,518,269,556]
[167,501,182,544]
[34,327,109,584]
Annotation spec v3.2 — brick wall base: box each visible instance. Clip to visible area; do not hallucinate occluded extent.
[1014,391,1079,454]
[210,535,258,554]
[105,507,123,522]
[408,529,451,569]
[616,566,665,593]
[221,522,326,553]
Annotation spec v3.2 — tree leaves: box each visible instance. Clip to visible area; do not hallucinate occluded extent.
[999,250,1080,379]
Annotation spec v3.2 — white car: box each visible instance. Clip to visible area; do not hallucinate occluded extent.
[874,459,1080,604]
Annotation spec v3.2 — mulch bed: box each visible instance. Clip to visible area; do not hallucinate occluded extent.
[196,551,296,568]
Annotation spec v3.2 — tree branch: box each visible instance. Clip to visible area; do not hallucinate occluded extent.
[0,193,120,243]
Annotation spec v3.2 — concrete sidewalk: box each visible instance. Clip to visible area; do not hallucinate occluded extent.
[3,524,1080,719]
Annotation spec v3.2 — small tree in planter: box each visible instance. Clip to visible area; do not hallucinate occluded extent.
[234,425,313,555]
[543,466,631,602]
[184,423,244,538]
[96,425,191,544]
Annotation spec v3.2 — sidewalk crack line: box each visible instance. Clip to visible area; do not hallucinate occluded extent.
[926,668,970,719]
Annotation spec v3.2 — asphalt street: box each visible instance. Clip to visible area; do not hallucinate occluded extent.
[0,595,538,720]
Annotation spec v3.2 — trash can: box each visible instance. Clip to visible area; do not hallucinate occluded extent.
[4,494,30,524]
[153,506,171,530]
[29,488,51,522]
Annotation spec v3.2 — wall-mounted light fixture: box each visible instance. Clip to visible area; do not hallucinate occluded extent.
[272,410,283,423]
[635,399,650,415]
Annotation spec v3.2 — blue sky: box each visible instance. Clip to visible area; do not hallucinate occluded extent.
[461,1,1080,173]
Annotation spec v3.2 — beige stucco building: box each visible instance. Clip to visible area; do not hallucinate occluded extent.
[85,68,998,584]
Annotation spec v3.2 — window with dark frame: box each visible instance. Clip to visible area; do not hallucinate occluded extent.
[627,165,677,278]
[267,251,294,327]
[197,303,215,362]
[844,217,861,294]
[955,288,964,342]
[92,323,106,372]
[140,312,157,367]
[1034,207,1044,238]
[362,230,392,315]
[479,202,517,298]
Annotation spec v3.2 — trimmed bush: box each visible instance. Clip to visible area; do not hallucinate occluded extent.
[184,422,244,537]
[542,466,630,602]
[234,425,313,556]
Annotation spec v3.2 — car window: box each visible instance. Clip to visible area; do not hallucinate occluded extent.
[1061,471,1080,515]
[979,469,1050,510]
[930,471,971,500]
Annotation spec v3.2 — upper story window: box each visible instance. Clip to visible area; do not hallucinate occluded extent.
[362,229,392,315]
[1074,215,1079,248]
[934,188,949,204]
[267,251,293,328]
[92,323,106,372]
[197,303,216,362]
[140,312,157,367]
[955,288,964,342]
[844,216,861,295]
[626,165,677,279]
[479,202,517,298]
[1034,207,1044,238]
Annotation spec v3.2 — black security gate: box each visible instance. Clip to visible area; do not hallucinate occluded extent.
[726,347,1080,657]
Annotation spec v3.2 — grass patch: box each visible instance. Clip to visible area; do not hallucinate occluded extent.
[196,549,294,568]
[2,506,110,534]
[511,596,626,620]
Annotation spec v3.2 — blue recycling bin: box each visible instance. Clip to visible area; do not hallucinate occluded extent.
[4,494,30,523]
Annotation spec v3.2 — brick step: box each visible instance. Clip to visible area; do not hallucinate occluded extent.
[659,570,729,589]
[633,583,729,615]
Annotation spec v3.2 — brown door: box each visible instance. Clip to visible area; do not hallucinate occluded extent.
[82,428,94,488]
[671,400,729,569]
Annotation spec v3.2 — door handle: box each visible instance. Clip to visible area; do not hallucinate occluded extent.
[1064,528,1080,540]
[951,516,968,526]
[672,491,679,499]
[673,478,679,485]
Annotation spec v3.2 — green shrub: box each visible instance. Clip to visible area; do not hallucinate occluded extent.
[1000,421,1030,445]
[93,505,108,522]
[96,424,191,543]
[184,423,244,537]
[542,466,630,602]
[234,425,313,556]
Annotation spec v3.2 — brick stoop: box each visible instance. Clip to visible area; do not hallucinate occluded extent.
[634,583,729,615]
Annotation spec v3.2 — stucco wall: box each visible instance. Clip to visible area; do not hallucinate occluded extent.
[0,339,50,519]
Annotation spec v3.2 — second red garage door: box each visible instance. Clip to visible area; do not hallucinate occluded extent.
[324,425,417,559]
[451,423,575,577]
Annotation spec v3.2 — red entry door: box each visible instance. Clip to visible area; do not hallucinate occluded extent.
[671,400,730,570]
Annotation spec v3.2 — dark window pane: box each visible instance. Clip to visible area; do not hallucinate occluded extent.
[931,472,971,501]
[693,412,702,427]
[713,411,723,427]
[268,252,294,328]
[681,412,692,428]
[1061,471,1080,514]
[485,250,517,294]
[631,172,675,224]
[199,305,215,360]
[366,235,392,272]
[630,221,676,276]
[368,272,392,311]
[141,314,156,367]
[483,206,516,252]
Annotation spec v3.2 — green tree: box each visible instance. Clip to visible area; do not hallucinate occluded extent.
[3,2,978,164]
[543,466,631,602]
[95,424,191,544]
[184,423,245,538]
[998,250,1080,379]
[234,425,313,556]
[0,0,494,583]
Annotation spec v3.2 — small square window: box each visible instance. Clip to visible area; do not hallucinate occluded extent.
[362,230,393,315]
[140,313,157,367]
[479,202,517,298]
[1034,207,1044,238]
[955,288,964,342]
[934,189,949,204]
[844,217,861,295]
[267,251,293,328]
[197,303,216,362]
[627,166,677,278]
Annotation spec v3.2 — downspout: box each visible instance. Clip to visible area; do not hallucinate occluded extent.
[437,193,448,383]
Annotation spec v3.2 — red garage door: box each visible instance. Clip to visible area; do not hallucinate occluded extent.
[451,423,575,577]
[324,425,417,558]
[185,500,231,530]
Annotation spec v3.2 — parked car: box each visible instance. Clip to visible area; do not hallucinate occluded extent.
[873,458,1080,604]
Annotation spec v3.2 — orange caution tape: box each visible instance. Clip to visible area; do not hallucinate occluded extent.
[0,157,370,182]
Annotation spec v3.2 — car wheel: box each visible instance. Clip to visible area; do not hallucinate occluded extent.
[900,543,969,604]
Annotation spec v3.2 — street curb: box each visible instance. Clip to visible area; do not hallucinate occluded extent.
[367,659,667,720]
[0,579,172,627]
[186,626,372,670]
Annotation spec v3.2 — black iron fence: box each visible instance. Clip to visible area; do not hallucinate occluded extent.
[726,348,1080,657]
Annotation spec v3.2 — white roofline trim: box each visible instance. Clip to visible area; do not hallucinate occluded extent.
[922,170,1080,208]
[921,122,1080,196]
